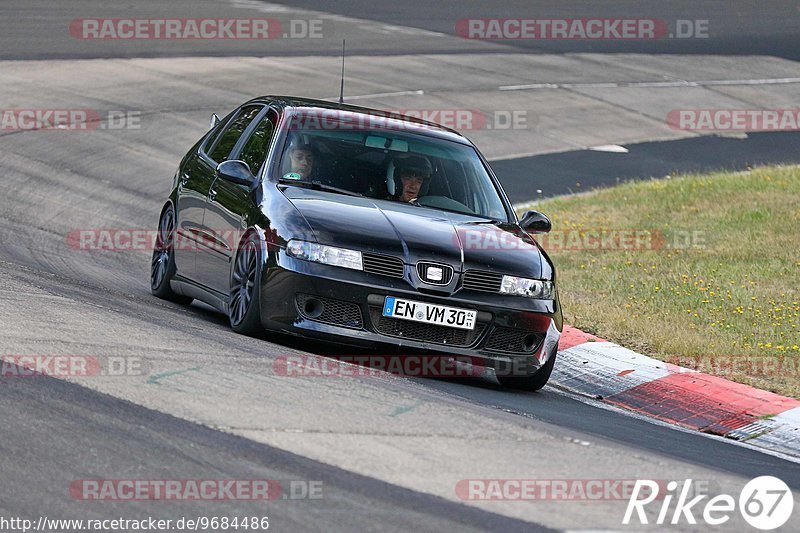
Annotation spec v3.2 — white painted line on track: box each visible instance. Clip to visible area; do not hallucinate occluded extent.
[322,89,426,102]
[589,144,629,153]
[500,77,800,91]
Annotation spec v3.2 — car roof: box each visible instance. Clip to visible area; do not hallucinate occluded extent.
[245,95,473,145]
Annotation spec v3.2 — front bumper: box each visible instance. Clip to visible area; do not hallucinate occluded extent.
[259,250,562,376]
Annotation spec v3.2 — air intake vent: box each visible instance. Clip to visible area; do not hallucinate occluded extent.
[462,270,503,293]
[484,327,541,354]
[369,307,486,347]
[362,253,404,279]
[296,294,363,329]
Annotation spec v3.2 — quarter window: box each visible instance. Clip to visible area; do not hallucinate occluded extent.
[208,105,262,162]
[237,113,276,175]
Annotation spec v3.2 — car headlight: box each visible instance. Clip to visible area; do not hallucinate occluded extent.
[500,275,555,299]
[286,240,363,270]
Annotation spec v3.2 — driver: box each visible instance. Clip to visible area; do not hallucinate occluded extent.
[390,155,432,203]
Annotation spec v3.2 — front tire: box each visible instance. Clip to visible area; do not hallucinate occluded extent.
[229,233,263,336]
[496,351,556,391]
[151,205,192,305]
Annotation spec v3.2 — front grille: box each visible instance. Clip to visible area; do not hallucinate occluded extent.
[484,327,542,354]
[462,270,503,293]
[369,307,486,347]
[416,262,454,285]
[296,294,363,329]
[362,253,405,279]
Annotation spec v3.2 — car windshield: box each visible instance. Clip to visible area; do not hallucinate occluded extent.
[276,110,510,222]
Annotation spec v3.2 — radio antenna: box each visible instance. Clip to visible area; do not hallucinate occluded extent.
[338,39,346,105]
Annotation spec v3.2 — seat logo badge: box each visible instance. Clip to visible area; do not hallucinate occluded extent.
[426,266,443,282]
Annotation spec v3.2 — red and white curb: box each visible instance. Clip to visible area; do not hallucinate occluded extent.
[553,326,800,457]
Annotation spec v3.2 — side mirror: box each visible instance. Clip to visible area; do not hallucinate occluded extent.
[216,160,256,187]
[210,113,221,129]
[519,210,551,233]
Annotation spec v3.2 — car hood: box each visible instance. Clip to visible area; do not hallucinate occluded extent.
[282,187,546,279]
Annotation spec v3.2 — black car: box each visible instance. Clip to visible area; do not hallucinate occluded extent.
[151,96,562,390]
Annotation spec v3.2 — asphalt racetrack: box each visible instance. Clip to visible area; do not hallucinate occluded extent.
[2,1,800,531]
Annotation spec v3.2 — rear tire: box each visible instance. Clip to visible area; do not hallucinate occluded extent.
[151,205,193,305]
[229,233,264,336]
[496,351,556,391]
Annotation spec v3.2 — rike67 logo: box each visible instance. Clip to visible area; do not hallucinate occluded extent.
[624,477,793,530]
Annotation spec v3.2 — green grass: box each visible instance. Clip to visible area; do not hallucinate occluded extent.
[520,165,800,397]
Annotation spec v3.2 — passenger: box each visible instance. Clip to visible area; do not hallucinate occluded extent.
[390,155,432,203]
[286,142,315,180]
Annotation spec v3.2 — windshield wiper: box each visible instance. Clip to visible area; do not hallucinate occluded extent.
[423,204,503,224]
[464,218,505,225]
[311,181,363,197]
[278,178,363,197]
[402,198,505,223]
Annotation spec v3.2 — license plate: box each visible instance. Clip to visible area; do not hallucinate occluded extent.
[382,296,477,330]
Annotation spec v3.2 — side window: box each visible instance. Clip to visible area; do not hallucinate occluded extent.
[237,113,276,175]
[208,106,262,163]
[200,115,228,153]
